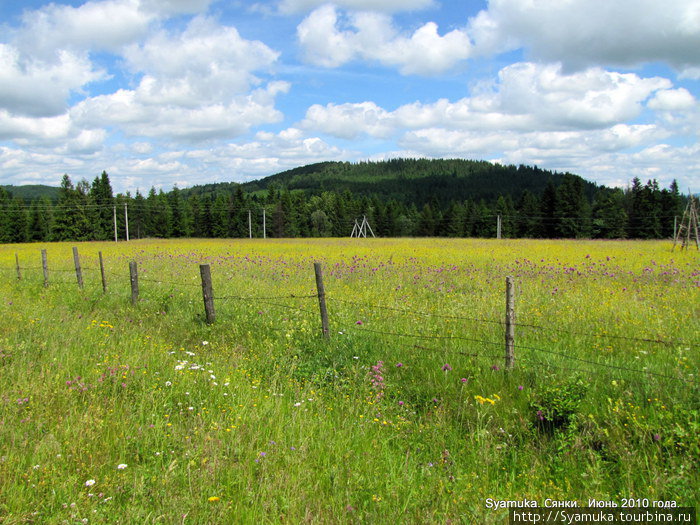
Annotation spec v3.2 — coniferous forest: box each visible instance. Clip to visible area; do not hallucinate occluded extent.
[0,159,688,242]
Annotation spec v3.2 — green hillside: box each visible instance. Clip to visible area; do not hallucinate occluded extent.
[235,159,600,206]
[1,184,60,202]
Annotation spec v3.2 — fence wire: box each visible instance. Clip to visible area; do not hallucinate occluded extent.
[3,256,698,388]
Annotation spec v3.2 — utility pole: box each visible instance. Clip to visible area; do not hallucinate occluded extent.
[263,208,266,239]
[113,205,118,242]
[497,215,502,239]
[124,203,129,242]
[248,210,252,238]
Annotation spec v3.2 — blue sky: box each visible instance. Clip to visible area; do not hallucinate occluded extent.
[1,0,698,194]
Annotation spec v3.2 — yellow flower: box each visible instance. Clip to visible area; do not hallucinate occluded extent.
[208,496,220,502]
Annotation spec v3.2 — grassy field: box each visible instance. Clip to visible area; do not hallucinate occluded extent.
[0,238,698,524]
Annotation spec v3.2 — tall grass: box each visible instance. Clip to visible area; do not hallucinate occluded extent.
[0,238,698,523]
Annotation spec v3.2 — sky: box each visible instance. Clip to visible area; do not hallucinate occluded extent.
[0,0,698,195]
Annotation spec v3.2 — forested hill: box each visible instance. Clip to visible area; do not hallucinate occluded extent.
[1,184,60,202]
[1,160,686,242]
[185,159,600,206]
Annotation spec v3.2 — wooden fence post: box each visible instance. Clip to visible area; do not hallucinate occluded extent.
[73,247,83,289]
[41,249,49,287]
[129,261,139,305]
[99,251,107,293]
[505,276,515,370]
[314,262,330,339]
[15,254,21,281]
[200,264,216,324]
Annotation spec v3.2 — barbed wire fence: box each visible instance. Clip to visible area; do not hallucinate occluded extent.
[3,248,698,389]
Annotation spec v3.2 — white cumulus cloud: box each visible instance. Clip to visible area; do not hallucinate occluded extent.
[279,0,434,14]
[303,63,672,136]
[297,5,471,75]
[71,17,287,141]
[15,0,155,56]
[468,0,700,70]
[0,45,106,117]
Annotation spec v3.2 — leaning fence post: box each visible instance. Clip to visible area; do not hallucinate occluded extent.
[73,247,83,289]
[99,251,107,293]
[505,276,515,370]
[15,253,21,281]
[129,261,139,305]
[41,249,49,287]
[314,262,330,339]
[200,264,216,324]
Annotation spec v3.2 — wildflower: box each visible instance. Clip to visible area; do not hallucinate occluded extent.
[653,434,661,442]
[117,464,127,470]
[442,363,452,371]
[355,320,363,325]
[165,381,172,387]
[208,496,220,502]
[518,385,524,391]
[460,377,467,383]
[491,365,500,371]
[85,479,96,487]
[202,341,209,346]
[398,401,404,406]
[396,362,403,368]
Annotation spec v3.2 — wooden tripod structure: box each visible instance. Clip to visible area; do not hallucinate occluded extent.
[350,216,375,238]
[672,194,699,251]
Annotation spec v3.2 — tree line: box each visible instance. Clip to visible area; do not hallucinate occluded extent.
[0,169,687,243]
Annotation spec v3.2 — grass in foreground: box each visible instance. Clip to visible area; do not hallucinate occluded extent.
[0,238,698,523]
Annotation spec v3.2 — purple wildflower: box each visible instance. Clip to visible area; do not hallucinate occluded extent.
[442,363,452,372]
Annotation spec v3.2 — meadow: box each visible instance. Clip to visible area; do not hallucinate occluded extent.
[0,238,698,524]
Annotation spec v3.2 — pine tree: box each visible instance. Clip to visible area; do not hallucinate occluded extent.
[6,198,28,243]
[592,190,628,239]
[555,175,591,238]
[28,198,53,242]
[211,194,230,238]
[168,186,191,237]
[52,175,95,241]
[516,190,542,238]
[0,187,12,243]
[90,171,114,240]
[540,180,558,238]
